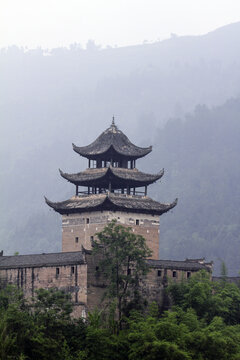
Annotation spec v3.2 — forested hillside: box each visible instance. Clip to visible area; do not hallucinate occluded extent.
[146,99,240,275]
[1,22,240,274]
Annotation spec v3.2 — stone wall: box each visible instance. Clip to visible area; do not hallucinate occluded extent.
[85,253,204,313]
[0,253,210,318]
[0,264,88,318]
[62,210,160,259]
[85,252,106,312]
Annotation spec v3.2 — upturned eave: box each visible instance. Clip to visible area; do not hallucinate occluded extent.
[45,193,178,216]
[59,167,164,189]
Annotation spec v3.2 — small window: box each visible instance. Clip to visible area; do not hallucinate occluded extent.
[90,235,94,242]
[136,219,139,226]
[157,270,162,277]
[95,266,99,271]
[187,271,191,279]
[56,267,60,277]
[127,269,131,275]
[86,218,90,224]
[71,266,75,274]
[172,271,177,278]
[75,237,79,243]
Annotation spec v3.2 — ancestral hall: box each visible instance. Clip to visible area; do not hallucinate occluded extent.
[45,118,177,258]
[0,119,212,317]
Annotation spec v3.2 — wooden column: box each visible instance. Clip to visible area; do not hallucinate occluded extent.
[145,185,147,196]
[88,159,90,168]
[76,185,78,196]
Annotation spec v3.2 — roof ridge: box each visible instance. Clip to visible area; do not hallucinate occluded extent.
[0,251,84,258]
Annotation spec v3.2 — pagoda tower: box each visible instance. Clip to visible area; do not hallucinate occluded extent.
[45,119,177,259]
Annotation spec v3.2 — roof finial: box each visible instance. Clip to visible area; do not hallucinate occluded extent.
[112,115,115,126]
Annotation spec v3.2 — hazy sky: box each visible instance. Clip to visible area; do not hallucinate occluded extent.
[1,0,240,49]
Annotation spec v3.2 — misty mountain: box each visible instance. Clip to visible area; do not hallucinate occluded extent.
[147,98,240,276]
[0,22,240,274]
[1,21,240,151]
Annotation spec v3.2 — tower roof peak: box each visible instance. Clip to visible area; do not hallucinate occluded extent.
[72,118,152,160]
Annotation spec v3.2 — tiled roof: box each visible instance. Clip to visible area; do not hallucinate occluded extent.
[45,194,106,212]
[148,259,211,271]
[72,122,152,160]
[59,167,164,188]
[45,193,178,215]
[0,252,85,269]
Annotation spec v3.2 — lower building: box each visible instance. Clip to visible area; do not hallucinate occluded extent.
[0,249,212,316]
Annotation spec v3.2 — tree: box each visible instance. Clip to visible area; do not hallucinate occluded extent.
[93,221,152,330]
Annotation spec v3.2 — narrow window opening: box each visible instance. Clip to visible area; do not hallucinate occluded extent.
[75,237,79,243]
[90,235,94,242]
[157,270,162,277]
[56,268,60,277]
[71,266,75,274]
[95,266,99,271]
[172,271,177,278]
[86,218,90,224]
[187,271,191,279]
[136,219,139,226]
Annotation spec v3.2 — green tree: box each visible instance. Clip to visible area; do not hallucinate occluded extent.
[168,270,240,325]
[93,220,152,330]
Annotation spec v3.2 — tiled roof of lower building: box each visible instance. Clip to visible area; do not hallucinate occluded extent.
[148,259,212,271]
[0,251,85,269]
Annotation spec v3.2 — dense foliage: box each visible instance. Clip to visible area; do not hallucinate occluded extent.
[1,272,240,359]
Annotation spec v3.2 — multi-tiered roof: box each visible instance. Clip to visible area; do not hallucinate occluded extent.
[45,119,177,215]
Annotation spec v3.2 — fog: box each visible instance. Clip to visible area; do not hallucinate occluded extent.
[1,22,240,274]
